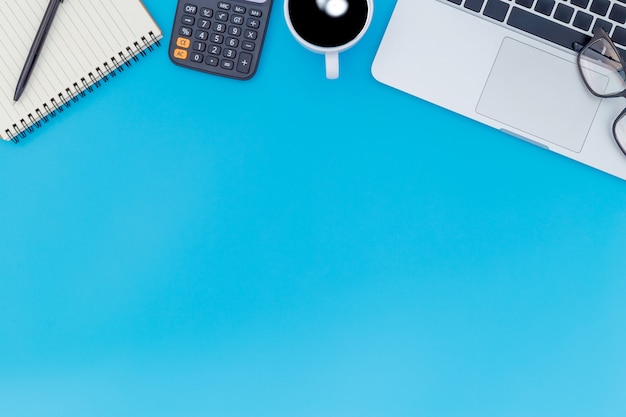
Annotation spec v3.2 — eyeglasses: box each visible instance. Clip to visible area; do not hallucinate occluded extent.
[577,28,626,157]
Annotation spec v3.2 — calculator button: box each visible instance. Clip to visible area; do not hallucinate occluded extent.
[233,5,246,14]
[231,15,244,25]
[228,26,242,36]
[226,37,239,47]
[221,60,235,70]
[196,30,209,40]
[200,8,213,18]
[247,18,260,29]
[193,41,206,51]
[182,15,195,25]
[244,29,257,40]
[197,19,211,29]
[211,33,224,43]
[206,56,219,66]
[249,9,262,17]
[241,40,255,51]
[176,37,191,48]
[173,49,188,60]
[214,23,226,32]
[179,26,193,37]
[184,4,198,14]
[237,52,253,74]
[190,52,204,63]
[209,45,222,55]
[218,2,231,10]
[216,11,229,21]
[223,48,237,59]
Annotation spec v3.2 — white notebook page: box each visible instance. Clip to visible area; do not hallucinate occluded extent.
[0,0,162,140]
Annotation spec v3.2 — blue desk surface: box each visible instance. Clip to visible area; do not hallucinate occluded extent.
[1,1,625,416]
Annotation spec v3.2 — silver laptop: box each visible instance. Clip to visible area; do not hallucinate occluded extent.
[372,0,626,180]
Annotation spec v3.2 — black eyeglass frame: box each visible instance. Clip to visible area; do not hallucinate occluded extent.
[576,27,626,156]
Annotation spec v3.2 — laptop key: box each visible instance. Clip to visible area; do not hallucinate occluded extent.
[483,0,510,21]
[609,4,626,24]
[573,11,593,30]
[590,0,610,16]
[534,0,555,16]
[464,0,485,12]
[554,3,575,23]
[592,18,613,34]
[613,26,626,46]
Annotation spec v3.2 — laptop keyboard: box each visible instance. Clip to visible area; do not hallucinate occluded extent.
[443,0,626,55]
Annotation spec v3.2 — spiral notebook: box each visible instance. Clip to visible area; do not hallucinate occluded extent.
[0,0,162,142]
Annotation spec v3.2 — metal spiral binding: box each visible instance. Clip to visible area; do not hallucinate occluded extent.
[6,31,161,144]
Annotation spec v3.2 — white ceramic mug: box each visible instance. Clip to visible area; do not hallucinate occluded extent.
[285,0,373,79]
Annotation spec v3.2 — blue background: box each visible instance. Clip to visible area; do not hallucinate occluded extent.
[1,0,625,416]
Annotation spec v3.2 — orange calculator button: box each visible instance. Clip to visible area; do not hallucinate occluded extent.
[176,37,191,48]
[173,49,188,60]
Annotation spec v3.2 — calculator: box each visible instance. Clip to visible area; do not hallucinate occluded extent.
[169,0,273,80]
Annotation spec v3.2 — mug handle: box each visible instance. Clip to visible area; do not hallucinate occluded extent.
[325,52,339,79]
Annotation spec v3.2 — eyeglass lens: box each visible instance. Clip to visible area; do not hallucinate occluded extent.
[579,38,626,96]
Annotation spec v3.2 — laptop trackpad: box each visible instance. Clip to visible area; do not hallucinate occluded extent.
[476,37,603,153]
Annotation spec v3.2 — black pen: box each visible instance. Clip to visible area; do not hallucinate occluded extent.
[14,0,64,102]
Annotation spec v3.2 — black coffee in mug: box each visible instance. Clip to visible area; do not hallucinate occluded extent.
[285,0,373,79]
[288,0,370,48]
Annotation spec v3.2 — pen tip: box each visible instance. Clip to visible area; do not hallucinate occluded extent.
[14,88,23,102]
